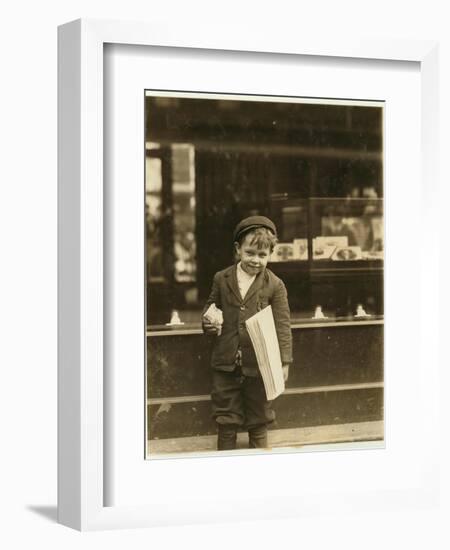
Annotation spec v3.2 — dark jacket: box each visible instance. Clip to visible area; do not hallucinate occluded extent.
[203,264,293,376]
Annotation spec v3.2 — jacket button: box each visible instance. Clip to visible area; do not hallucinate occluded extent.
[240,305,245,311]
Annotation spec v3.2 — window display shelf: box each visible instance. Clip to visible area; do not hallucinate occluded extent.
[269,258,383,272]
[146,315,384,337]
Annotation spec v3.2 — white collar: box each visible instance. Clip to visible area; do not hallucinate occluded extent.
[237,261,256,281]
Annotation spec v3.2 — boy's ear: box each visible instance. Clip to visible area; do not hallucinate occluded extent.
[234,241,240,255]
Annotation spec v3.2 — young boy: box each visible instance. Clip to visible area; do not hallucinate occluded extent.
[202,216,293,451]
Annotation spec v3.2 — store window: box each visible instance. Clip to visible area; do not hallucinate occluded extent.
[145,93,383,327]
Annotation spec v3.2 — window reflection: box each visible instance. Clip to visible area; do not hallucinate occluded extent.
[317,197,383,261]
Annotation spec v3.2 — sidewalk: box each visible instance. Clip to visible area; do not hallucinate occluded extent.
[148,420,383,456]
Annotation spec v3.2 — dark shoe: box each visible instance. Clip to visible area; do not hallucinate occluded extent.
[248,425,268,448]
[217,424,238,450]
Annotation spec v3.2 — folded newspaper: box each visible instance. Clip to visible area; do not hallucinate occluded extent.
[245,305,285,400]
[203,303,223,335]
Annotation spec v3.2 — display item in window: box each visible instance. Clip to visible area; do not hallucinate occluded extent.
[165,309,185,326]
[270,242,294,262]
[355,304,371,318]
[293,238,308,260]
[331,246,363,261]
[312,305,328,320]
[315,235,349,249]
[313,238,336,260]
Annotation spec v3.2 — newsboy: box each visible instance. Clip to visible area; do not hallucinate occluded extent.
[202,216,293,451]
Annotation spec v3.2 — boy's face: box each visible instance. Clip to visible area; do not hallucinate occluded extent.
[235,233,271,276]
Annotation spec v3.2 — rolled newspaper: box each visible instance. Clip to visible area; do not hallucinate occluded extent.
[203,303,223,335]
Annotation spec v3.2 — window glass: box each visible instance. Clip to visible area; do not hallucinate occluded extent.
[145,94,383,327]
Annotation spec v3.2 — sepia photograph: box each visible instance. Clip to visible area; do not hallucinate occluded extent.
[145,91,384,458]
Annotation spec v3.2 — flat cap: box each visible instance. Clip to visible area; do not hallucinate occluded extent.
[233,215,277,242]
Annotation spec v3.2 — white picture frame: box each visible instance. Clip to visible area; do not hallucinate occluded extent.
[58,18,440,530]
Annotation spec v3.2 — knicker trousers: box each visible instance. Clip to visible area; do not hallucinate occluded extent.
[211,367,274,449]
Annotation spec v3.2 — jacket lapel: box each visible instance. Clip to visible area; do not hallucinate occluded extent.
[225,265,242,303]
[243,269,265,304]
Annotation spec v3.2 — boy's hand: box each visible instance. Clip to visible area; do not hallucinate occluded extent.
[282,364,289,382]
[202,319,219,335]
